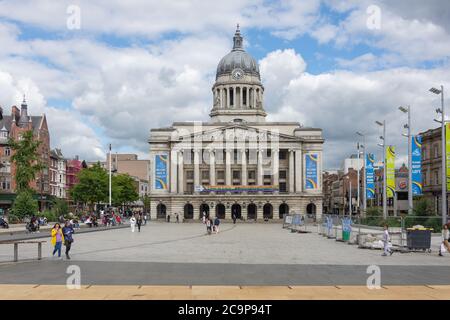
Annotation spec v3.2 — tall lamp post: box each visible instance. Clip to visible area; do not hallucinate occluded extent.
[356,131,366,213]
[376,120,387,219]
[399,106,413,216]
[430,85,446,225]
[345,176,352,216]
[109,144,112,208]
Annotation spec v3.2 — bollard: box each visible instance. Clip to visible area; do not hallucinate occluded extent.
[38,242,42,260]
[14,243,18,262]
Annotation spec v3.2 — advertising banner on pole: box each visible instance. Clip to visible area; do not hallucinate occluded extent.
[446,123,450,190]
[305,154,318,190]
[154,153,168,190]
[411,135,422,195]
[366,153,375,199]
[386,146,396,198]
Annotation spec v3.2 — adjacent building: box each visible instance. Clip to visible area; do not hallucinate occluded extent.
[148,27,324,221]
[50,149,67,199]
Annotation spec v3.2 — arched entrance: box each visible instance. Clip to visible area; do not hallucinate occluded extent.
[184,203,193,220]
[307,203,317,216]
[216,204,225,219]
[263,203,273,219]
[199,203,210,219]
[231,204,241,219]
[156,203,166,219]
[279,203,289,219]
[247,203,257,220]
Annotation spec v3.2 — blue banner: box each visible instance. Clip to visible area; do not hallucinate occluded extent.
[154,154,168,190]
[366,153,375,199]
[411,135,422,195]
[305,154,318,190]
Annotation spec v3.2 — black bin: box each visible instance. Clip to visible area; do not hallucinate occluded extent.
[406,228,433,251]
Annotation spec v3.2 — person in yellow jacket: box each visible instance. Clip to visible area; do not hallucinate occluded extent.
[51,223,64,259]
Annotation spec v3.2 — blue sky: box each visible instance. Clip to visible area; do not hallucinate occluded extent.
[0,0,449,168]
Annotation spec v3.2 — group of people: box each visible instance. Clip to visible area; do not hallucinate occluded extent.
[166,212,179,223]
[50,220,75,260]
[202,212,220,235]
[26,215,48,233]
[129,212,147,232]
[439,223,450,256]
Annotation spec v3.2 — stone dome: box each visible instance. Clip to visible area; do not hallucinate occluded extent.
[216,26,260,80]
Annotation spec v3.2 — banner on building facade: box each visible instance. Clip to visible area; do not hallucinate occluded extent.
[411,135,422,195]
[446,123,450,189]
[386,146,396,198]
[154,153,168,190]
[305,153,318,190]
[366,153,375,199]
[196,185,277,193]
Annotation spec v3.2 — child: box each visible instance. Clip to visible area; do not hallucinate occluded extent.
[382,224,394,256]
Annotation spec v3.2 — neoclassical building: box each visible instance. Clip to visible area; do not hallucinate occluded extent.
[149,26,324,221]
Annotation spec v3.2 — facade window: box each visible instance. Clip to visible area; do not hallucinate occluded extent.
[279,182,287,193]
[201,170,209,180]
[232,170,241,180]
[5,148,10,156]
[434,171,439,185]
[186,183,194,194]
[434,145,439,158]
[422,147,427,160]
[279,150,287,160]
[217,170,225,180]
[186,170,194,180]
[248,170,256,180]
[279,170,287,179]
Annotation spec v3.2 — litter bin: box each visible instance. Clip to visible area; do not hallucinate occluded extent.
[406,227,433,252]
[342,230,350,241]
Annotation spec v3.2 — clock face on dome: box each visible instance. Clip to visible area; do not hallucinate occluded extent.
[232,68,244,80]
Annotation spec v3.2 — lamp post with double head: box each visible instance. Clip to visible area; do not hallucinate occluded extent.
[356,131,366,213]
[430,86,446,225]
[399,106,413,216]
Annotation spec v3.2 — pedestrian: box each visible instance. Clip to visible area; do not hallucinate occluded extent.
[439,223,450,256]
[167,213,171,223]
[206,218,212,235]
[62,221,74,260]
[51,223,64,259]
[130,215,136,233]
[143,213,148,225]
[232,213,237,224]
[176,212,179,223]
[136,214,142,232]
[214,216,220,233]
[202,212,206,224]
[382,224,393,256]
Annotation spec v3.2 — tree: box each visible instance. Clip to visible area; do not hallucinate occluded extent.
[141,194,151,214]
[69,163,108,211]
[112,174,139,206]
[52,198,69,218]
[8,130,45,192]
[11,191,38,218]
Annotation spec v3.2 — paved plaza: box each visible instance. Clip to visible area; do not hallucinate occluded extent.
[0,222,449,289]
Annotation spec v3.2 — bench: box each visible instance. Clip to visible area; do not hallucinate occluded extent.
[0,240,47,262]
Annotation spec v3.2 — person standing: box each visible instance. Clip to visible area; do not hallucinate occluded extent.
[382,224,394,256]
[206,218,212,235]
[232,213,237,224]
[439,223,450,256]
[143,213,148,225]
[136,214,143,232]
[176,212,179,223]
[167,213,171,223]
[51,223,64,259]
[62,221,74,260]
[214,216,220,234]
[130,215,136,233]
[202,212,206,224]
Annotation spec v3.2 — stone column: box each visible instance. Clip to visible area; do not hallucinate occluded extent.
[257,149,263,186]
[170,150,178,194]
[289,149,295,193]
[209,150,216,186]
[227,87,231,108]
[272,148,279,192]
[295,149,302,193]
[241,149,247,186]
[225,149,232,186]
[220,87,223,109]
[246,87,249,107]
[253,86,257,109]
[240,86,243,108]
[194,149,200,193]
[178,151,184,194]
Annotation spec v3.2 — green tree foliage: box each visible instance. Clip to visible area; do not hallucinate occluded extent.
[52,198,69,218]
[112,174,139,206]
[8,130,45,192]
[141,194,151,214]
[11,191,38,218]
[69,163,108,209]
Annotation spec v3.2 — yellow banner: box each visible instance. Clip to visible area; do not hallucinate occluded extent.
[386,145,396,198]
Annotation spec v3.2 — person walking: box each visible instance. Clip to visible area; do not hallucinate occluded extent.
[214,216,220,234]
[176,212,179,223]
[202,212,206,224]
[136,214,143,232]
[143,213,148,225]
[206,218,212,235]
[232,212,237,224]
[167,213,171,223]
[51,223,64,259]
[130,215,137,233]
[62,221,74,260]
[439,223,450,256]
[382,224,394,256]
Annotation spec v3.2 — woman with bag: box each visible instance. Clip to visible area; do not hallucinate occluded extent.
[51,223,65,259]
[62,221,75,260]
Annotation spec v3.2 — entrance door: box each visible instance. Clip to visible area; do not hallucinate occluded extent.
[184,204,193,219]
[231,204,241,219]
[247,203,257,220]
[263,203,273,219]
[199,203,210,219]
[156,204,167,219]
[216,204,225,219]
[279,203,289,219]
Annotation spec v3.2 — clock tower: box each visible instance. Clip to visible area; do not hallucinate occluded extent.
[210,25,267,123]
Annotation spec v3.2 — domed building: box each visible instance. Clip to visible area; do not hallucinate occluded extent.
[149,26,324,221]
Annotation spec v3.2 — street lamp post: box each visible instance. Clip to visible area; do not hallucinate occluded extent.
[376,120,387,219]
[109,144,112,208]
[356,142,360,214]
[399,106,413,215]
[430,85,446,225]
[356,131,366,213]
